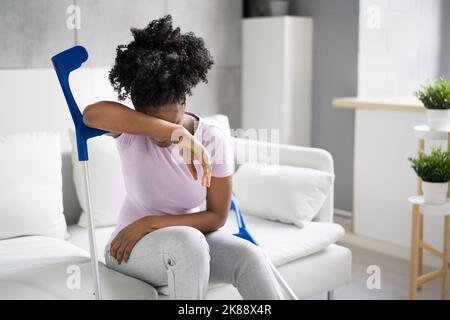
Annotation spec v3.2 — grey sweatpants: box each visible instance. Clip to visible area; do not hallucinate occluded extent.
[105,226,282,300]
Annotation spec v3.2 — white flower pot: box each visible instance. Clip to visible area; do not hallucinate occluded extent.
[269,1,289,16]
[422,181,448,205]
[426,109,450,131]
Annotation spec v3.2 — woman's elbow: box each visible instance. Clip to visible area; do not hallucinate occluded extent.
[215,211,229,229]
[83,104,101,128]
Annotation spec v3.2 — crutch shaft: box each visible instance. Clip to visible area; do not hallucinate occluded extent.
[83,161,102,300]
[267,259,298,300]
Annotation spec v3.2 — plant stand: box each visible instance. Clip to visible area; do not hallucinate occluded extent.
[408,125,450,300]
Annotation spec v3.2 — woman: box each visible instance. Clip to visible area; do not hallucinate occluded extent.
[83,15,281,300]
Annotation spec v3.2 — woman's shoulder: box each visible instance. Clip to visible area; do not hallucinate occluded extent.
[198,116,235,177]
[198,115,231,143]
[113,132,145,149]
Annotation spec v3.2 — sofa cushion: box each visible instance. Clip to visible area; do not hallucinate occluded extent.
[0,132,68,240]
[67,225,115,264]
[0,236,157,299]
[69,129,126,228]
[233,163,335,228]
[221,214,345,266]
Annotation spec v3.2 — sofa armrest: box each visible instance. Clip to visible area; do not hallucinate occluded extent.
[231,137,335,223]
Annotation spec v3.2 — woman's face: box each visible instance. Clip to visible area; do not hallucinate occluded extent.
[144,102,186,148]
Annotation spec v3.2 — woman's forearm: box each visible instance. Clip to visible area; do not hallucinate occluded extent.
[141,211,228,234]
[82,101,182,141]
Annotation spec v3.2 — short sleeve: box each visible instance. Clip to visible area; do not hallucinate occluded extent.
[115,133,135,149]
[202,124,234,178]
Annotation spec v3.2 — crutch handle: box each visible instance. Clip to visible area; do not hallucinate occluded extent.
[51,46,108,161]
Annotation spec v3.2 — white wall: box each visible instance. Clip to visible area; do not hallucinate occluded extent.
[354,0,448,248]
[353,110,446,249]
[358,0,443,97]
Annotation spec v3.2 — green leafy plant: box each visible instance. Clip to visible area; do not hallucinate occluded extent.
[415,77,450,110]
[409,147,450,183]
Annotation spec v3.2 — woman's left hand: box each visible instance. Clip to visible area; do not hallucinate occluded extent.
[110,219,156,264]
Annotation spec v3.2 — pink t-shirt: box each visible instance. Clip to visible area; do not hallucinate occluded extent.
[105,113,234,253]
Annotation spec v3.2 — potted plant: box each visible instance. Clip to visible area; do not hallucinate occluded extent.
[415,77,450,131]
[409,147,450,204]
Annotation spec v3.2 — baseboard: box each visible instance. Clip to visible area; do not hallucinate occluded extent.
[334,208,352,218]
[339,232,442,269]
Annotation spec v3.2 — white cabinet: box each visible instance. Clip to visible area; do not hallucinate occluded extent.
[241,16,313,146]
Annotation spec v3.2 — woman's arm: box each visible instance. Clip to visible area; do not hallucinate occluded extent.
[83,101,181,141]
[111,175,232,263]
[83,101,211,186]
[143,175,232,231]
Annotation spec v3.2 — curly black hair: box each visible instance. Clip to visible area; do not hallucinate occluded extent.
[109,15,214,111]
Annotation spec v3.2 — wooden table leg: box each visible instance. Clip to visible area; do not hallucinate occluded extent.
[417,139,424,290]
[442,216,450,300]
[445,136,450,299]
[410,204,421,300]
[418,214,424,290]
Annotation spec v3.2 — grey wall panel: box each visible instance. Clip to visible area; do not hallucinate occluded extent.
[0,0,76,68]
[166,0,242,128]
[441,0,450,77]
[187,67,241,129]
[167,0,242,68]
[76,0,165,67]
[292,0,359,212]
[1,0,242,126]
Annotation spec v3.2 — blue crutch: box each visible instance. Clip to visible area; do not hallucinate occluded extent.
[51,46,106,300]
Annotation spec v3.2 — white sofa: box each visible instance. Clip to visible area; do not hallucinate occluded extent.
[0,131,351,300]
[0,68,350,300]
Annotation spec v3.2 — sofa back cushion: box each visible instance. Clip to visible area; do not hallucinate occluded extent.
[0,132,67,239]
[233,162,335,228]
[69,129,126,228]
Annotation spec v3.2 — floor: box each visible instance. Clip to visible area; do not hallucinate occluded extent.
[309,242,446,300]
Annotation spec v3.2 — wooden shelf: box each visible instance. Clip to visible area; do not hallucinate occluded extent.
[409,119,450,300]
[332,97,424,113]
[413,125,450,141]
[409,196,450,216]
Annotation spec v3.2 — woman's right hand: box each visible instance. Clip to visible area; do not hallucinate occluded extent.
[172,127,212,187]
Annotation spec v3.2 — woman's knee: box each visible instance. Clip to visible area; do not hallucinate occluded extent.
[236,241,267,267]
[224,241,269,286]
[165,226,210,263]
